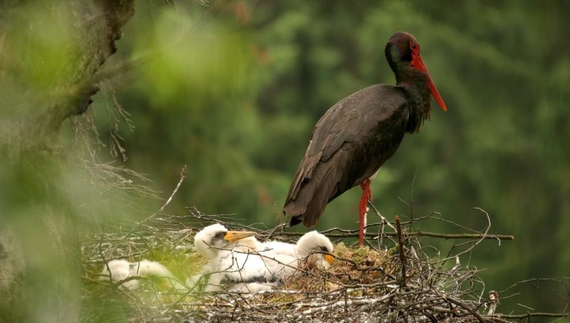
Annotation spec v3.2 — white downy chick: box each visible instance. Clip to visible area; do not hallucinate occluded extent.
[101,259,184,291]
[295,231,335,268]
[192,224,289,292]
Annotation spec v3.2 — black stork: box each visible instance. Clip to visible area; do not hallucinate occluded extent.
[283,31,447,246]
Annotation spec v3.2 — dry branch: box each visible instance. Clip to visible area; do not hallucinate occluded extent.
[126,165,188,237]
[269,229,514,242]
[499,312,570,319]
[395,216,407,287]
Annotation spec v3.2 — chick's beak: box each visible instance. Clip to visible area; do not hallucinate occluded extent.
[223,231,257,243]
[324,254,336,265]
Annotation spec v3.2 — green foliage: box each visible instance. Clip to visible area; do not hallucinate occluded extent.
[4,4,81,91]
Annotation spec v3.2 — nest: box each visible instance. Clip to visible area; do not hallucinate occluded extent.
[81,207,513,323]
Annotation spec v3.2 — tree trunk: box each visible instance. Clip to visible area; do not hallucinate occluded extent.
[0,1,135,321]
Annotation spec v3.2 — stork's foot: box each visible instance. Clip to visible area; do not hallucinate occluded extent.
[358,179,373,247]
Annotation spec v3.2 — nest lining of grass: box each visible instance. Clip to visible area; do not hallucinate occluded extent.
[81,208,512,323]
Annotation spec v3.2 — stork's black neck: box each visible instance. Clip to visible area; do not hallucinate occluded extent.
[395,67,433,133]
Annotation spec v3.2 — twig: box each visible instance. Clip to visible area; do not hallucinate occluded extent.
[263,223,287,240]
[159,165,188,214]
[367,201,398,233]
[445,297,486,323]
[500,277,570,294]
[441,207,494,263]
[300,293,394,315]
[499,312,570,319]
[487,290,499,316]
[395,216,407,287]
[126,165,188,236]
[272,230,514,241]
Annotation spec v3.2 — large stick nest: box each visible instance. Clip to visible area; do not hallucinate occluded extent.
[81,207,513,323]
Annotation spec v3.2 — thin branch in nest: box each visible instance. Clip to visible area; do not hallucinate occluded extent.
[441,207,493,264]
[126,165,188,236]
[367,200,398,233]
[271,228,514,242]
[396,169,419,228]
[185,206,246,225]
[499,312,570,320]
[445,297,486,323]
[367,200,398,248]
[159,165,188,214]
[395,216,407,287]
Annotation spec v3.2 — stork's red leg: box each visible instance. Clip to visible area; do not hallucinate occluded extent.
[359,179,373,247]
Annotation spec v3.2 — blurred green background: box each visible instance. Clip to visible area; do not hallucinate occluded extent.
[2,0,570,320]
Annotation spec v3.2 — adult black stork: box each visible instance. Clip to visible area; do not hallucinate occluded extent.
[283,31,447,246]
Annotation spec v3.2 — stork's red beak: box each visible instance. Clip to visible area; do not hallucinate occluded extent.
[411,54,447,111]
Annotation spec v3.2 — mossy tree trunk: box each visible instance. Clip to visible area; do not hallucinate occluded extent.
[0,1,135,322]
